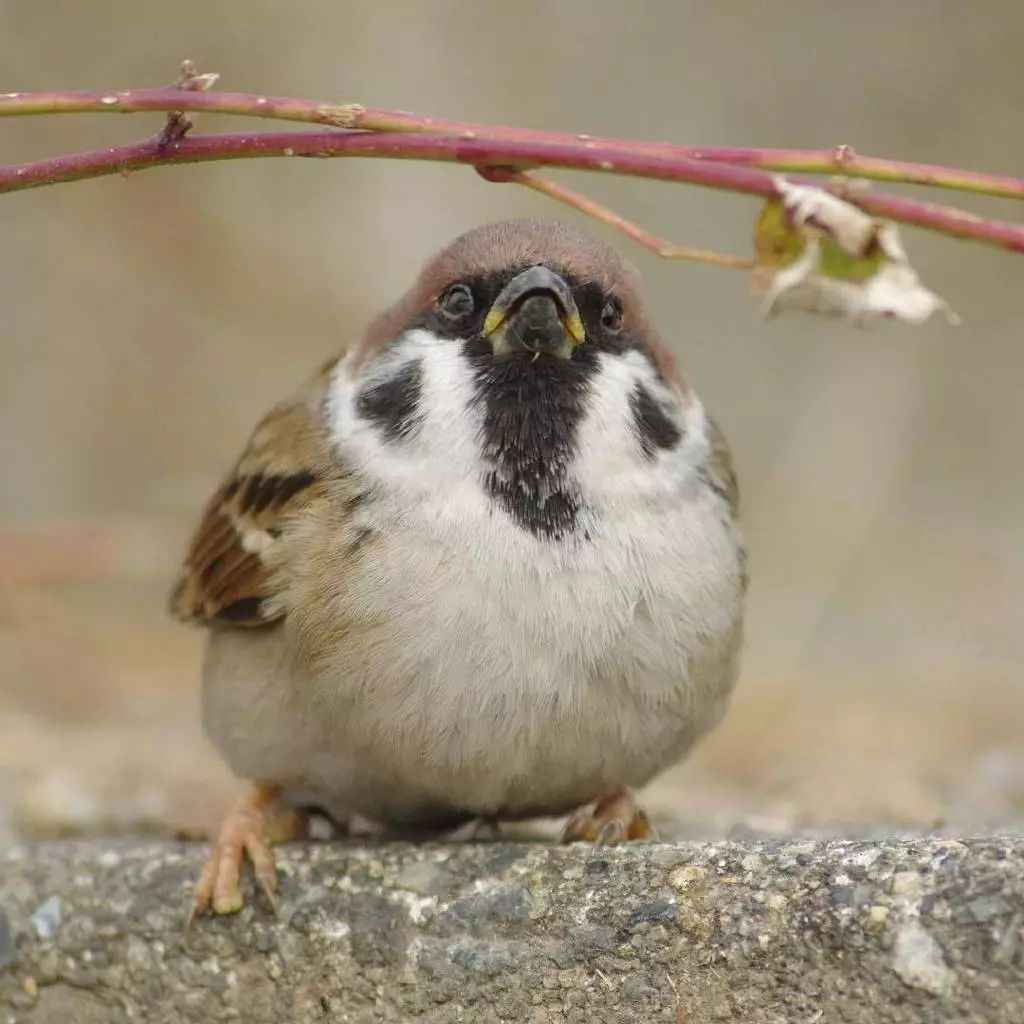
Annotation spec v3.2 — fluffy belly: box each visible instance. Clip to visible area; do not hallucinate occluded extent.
[205,498,744,826]
[296,653,730,825]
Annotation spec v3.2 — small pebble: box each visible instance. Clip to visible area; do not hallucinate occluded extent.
[30,896,62,941]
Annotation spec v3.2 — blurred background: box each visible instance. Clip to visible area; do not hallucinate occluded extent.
[2,1,1022,843]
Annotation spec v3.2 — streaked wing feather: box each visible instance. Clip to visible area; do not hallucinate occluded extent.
[702,415,740,517]
[701,414,747,590]
[170,367,336,627]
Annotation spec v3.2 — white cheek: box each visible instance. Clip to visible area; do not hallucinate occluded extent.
[573,351,703,502]
[415,335,487,478]
[327,330,487,497]
[328,336,714,532]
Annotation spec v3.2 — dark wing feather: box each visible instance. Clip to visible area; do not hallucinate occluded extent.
[701,414,748,591]
[702,415,740,517]
[170,370,335,627]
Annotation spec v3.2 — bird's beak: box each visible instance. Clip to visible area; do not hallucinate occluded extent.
[482,266,586,359]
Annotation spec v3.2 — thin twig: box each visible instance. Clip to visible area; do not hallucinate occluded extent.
[3,88,1023,201]
[3,129,1023,254]
[481,166,753,269]
[153,59,221,148]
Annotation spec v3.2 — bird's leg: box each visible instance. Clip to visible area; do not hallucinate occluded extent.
[561,790,657,849]
[448,816,502,841]
[189,783,308,922]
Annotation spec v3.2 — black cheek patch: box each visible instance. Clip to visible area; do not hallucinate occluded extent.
[630,382,682,458]
[356,359,423,442]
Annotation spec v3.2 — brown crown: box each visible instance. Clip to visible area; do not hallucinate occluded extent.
[352,219,684,388]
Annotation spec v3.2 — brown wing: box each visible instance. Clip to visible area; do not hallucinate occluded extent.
[700,414,747,591]
[169,368,336,627]
[702,415,740,518]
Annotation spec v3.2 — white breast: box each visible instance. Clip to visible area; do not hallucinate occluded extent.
[284,334,746,823]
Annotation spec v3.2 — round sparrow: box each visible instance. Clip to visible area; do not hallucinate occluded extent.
[171,219,747,917]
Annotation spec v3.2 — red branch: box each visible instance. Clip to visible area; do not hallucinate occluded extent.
[4,130,1024,254]
[4,89,1024,202]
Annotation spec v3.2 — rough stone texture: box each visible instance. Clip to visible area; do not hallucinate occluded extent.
[1,838,1022,1023]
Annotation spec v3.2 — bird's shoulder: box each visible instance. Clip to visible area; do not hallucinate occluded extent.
[696,410,746,590]
[700,413,740,520]
[169,357,344,628]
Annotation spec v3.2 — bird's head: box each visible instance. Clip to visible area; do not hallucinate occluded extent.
[338,220,698,540]
[354,218,678,379]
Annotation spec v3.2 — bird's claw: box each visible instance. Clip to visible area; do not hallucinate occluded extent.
[187,785,305,927]
[561,790,657,850]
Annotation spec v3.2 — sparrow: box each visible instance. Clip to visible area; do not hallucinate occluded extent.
[171,219,747,917]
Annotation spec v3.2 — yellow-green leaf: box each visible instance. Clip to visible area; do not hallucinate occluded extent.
[752,179,955,326]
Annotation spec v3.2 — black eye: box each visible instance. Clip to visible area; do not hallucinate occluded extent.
[438,283,475,322]
[600,296,623,332]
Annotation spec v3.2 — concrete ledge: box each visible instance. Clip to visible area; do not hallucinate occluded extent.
[1,838,1022,1022]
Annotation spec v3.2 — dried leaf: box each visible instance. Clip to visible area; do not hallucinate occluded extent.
[753,178,957,326]
[174,59,220,92]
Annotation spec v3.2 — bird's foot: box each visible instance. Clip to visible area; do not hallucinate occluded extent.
[449,816,502,841]
[561,790,657,849]
[188,784,308,924]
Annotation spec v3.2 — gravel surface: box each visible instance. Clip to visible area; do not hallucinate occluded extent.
[1,837,1022,1022]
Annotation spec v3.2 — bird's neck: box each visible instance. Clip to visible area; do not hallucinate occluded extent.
[329,330,700,543]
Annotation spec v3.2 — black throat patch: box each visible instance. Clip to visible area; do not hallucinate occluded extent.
[463,339,598,540]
